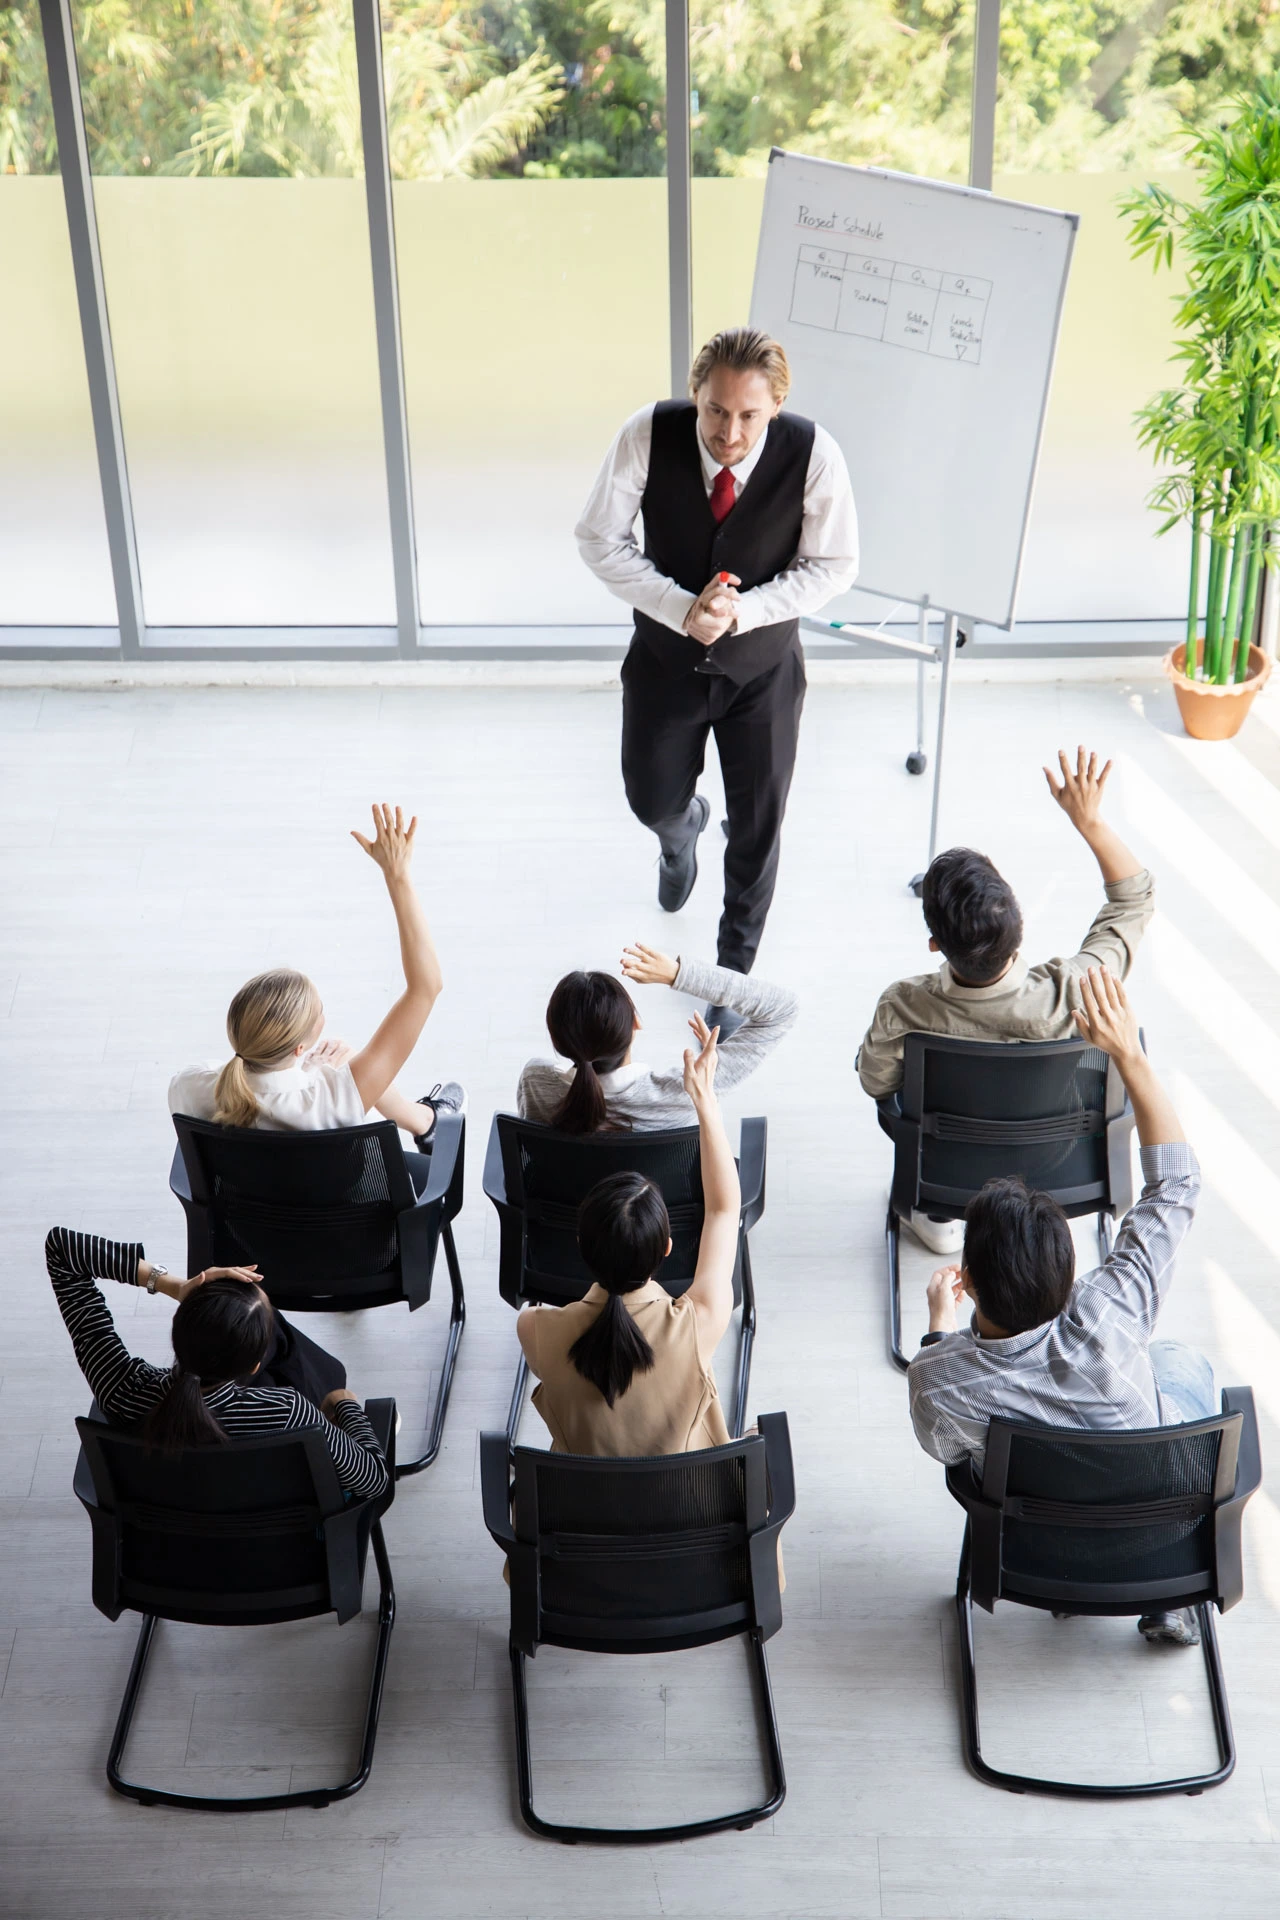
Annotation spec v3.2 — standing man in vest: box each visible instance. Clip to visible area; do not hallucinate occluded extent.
[577,327,858,1028]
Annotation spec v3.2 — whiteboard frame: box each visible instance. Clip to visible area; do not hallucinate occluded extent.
[752,149,1079,630]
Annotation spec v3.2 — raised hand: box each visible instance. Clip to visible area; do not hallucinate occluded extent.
[621,940,680,987]
[682,1017,720,1104]
[351,803,418,881]
[1044,747,1112,834]
[1073,965,1140,1064]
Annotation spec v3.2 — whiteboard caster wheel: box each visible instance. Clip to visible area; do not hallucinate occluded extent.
[906,751,927,775]
[909,872,926,898]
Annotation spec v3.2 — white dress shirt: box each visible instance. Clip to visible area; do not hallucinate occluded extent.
[575,403,860,636]
[168,1055,366,1132]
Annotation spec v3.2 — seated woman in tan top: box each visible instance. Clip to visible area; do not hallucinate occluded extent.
[517,1019,739,1456]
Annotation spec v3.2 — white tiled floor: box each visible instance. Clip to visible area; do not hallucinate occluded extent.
[4,670,1280,1916]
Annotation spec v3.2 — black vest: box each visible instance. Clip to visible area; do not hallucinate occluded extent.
[634,400,815,686]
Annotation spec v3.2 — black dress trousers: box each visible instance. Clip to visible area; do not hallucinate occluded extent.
[621,636,807,975]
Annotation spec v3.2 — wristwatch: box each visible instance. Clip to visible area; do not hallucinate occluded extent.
[144,1262,169,1295]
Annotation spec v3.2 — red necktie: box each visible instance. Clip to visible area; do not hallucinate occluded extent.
[710,467,736,523]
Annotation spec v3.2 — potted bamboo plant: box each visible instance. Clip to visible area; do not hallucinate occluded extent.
[1122,78,1280,740]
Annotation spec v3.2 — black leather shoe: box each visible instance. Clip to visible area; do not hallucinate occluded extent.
[704,1002,745,1041]
[657,795,710,912]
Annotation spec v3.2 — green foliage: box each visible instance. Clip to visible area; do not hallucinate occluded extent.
[2,0,1278,180]
[1122,76,1280,683]
[0,0,562,176]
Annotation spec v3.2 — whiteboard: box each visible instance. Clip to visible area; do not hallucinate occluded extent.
[749,150,1077,629]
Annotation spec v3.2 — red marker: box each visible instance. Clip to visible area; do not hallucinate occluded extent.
[718,572,730,584]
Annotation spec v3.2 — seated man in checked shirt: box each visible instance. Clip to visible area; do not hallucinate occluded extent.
[908,965,1208,1650]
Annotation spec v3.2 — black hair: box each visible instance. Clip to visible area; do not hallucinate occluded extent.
[567,1171,668,1406]
[921,847,1023,985]
[962,1176,1075,1335]
[145,1277,275,1454]
[546,970,636,1135]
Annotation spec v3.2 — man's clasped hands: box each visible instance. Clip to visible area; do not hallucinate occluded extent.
[683,571,742,645]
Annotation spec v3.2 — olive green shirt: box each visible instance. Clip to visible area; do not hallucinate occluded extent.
[856,870,1155,1100]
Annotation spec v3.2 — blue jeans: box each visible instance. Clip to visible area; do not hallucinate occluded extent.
[1150,1338,1216,1425]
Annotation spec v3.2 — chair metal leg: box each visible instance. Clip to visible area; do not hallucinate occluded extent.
[510,1626,785,1843]
[886,1203,909,1373]
[731,1235,757,1439]
[1096,1209,1114,1267]
[506,1350,531,1448]
[105,1521,397,1812]
[953,1526,1236,1798]
[396,1221,466,1478]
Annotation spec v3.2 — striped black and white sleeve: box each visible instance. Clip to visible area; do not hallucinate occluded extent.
[45,1227,172,1425]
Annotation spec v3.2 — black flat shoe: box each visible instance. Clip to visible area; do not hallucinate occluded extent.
[704,1002,745,1041]
[657,795,710,913]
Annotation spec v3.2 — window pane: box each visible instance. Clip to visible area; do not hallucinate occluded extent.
[0,10,115,626]
[64,0,396,627]
[995,5,1279,624]
[389,0,668,626]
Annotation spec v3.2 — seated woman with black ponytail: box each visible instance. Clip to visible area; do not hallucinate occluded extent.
[46,1229,388,1498]
[515,1025,740,1455]
[517,941,796,1135]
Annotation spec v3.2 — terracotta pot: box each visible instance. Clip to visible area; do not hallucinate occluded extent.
[1163,641,1273,741]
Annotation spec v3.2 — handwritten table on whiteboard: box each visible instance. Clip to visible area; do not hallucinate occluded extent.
[789,244,992,365]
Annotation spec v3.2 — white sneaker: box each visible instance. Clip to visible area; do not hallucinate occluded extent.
[903,1209,964,1257]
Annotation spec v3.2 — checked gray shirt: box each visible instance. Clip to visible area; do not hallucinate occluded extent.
[907,1144,1201,1469]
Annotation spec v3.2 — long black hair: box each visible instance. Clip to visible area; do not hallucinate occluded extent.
[567,1171,669,1406]
[145,1277,275,1454]
[546,970,636,1135]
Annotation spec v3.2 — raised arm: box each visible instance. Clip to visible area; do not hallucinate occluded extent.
[683,1024,741,1354]
[47,1229,171,1423]
[1044,748,1143,886]
[1075,965,1184,1148]
[620,943,798,1093]
[346,805,443,1113]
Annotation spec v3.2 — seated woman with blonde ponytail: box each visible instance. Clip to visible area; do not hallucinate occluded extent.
[516,1023,740,1456]
[169,804,463,1171]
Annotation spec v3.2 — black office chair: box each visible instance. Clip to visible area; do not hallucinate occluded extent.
[482,1112,766,1442]
[481,1413,794,1842]
[944,1389,1262,1797]
[73,1399,398,1812]
[878,1034,1135,1370]
[170,1112,465,1476]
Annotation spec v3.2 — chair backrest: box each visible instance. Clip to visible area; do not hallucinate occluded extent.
[508,1435,772,1654]
[495,1114,706,1307]
[890,1033,1129,1221]
[173,1114,417,1304]
[971,1411,1243,1611]
[74,1417,365,1627]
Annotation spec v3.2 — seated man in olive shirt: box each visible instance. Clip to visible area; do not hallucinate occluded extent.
[858,748,1154,1252]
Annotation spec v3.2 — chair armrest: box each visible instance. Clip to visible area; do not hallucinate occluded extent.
[875,1093,905,1142]
[482,1113,507,1208]
[1222,1386,1262,1501]
[168,1139,192,1204]
[738,1117,767,1233]
[415,1112,464,1210]
[756,1412,795,1526]
[365,1396,397,1473]
[480,1430,517,1549]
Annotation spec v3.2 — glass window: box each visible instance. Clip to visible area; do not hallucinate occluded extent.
[388,0,668,626]
[0,7,115,627]
[995,4,1280,624]
[58,0,396,628]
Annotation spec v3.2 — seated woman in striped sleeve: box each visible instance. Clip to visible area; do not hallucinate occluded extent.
[46,1229,388,1498]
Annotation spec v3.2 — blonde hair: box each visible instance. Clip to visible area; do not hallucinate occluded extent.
[688,327,791,404]
[212,969,323,1129]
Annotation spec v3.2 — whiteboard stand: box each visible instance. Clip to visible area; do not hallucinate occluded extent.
[801,603,964,895]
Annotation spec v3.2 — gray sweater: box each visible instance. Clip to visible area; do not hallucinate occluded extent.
[517,956,798,1130]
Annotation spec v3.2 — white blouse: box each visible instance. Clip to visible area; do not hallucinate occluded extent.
[168,1055,366,1132]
